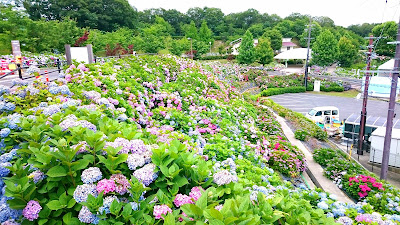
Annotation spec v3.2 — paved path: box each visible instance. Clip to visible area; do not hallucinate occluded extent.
[0,68,60,87]
[260,105,353,203]
[269,92,400,121]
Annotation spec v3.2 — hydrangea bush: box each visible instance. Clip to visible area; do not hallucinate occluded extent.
[0,55,396,224]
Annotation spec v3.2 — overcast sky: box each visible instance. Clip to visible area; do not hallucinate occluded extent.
[130,0,400,27]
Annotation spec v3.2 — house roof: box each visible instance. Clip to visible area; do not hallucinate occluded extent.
[274,48,311,60]
[282,42,297,47]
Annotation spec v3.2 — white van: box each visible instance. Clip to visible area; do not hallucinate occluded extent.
[306,106,340,124]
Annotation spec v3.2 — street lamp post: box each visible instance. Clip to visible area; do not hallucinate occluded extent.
[187,38,193,60]
[209,42,212,54]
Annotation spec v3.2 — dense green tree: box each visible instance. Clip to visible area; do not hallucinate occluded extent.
[186,7,205,27]
[248,23,264,37]
[237,30,255,64]
[337,36,358,67]
[312,29,338,66]
[274,20,297,38]
[0,5,82,54]
[199,21,213,44]
[22,0,138,32]
[140,17,173,53]
[183,21,198,39]
[255,38,274,65]
[372,21,398,56]
[203,7,224,36]
[314,16,335,27]
[262,29,283,51]
[170,38,190,56]
[348,23,377,37]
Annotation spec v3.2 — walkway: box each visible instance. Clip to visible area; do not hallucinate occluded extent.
[260,105,353,203]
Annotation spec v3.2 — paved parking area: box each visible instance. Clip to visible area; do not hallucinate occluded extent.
[269,93,400,121]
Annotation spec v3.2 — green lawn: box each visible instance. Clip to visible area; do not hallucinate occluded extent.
[307,89,360,98]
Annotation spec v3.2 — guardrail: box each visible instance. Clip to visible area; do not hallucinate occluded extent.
[0,58,67,83]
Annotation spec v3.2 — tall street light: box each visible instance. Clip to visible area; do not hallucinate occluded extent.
[187,38,193,60]
[209,42,212,54]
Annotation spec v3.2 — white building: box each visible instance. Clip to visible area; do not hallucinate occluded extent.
[280,38,297,53]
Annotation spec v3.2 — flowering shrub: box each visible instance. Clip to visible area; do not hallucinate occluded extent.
[313,148,339,167]
[343,175,385,199]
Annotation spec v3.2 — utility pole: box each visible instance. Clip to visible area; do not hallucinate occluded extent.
[304,16,313,89]
[188,38,193,60]
[381,17,400,180]
[358,35,374,155]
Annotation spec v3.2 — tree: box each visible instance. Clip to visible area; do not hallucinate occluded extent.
[274,20,296,38]
[372,21,398,56]
[170,38,190,56]
[237,30,255,64]
[199,20,213,44]
[248,23,264,37]
[141,17,173,53]
[348,23,377,37]
[183,21,198,39]
[312,29,338,66]
[203,7,224,35]
[22,0,138,32]
[337,36,358,67]
[255,38,274,65]
[262,29,282,51]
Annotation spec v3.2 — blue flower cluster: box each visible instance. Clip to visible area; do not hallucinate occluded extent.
[6,114,22,130]
[78,206,99,224]
[73,184,98,203]
[0,86,9,96]
[81,167,102,184]
[98,196,118,215]
[0,150,16,163]
[117,114,128,122]
[42,105,61,116]
[0,129,10,138]
[61,99,81,109]
[11,79,28,87]
[0,102,16,112]
[48,85,72,96]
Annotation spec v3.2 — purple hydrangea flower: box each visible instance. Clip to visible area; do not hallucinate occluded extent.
[78,206,99,224]
[213,170,238,186]
[22,200,41,221]
[133,163,158,186]
[28,170,46,183]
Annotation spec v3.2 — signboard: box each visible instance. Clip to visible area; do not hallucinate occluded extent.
[11,40,21,58]
[65,44,94,65]
[70,47,90,64]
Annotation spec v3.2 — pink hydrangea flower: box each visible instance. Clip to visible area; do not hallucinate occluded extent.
[189,187,203,201]
[96,179,116,194]
[153,205,172,220]
[174,194,193,207]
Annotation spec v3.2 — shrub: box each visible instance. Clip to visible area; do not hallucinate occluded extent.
[343,174,385,200]
[313,148,337,166]
[294,129,308,141]
[261,86,306,97]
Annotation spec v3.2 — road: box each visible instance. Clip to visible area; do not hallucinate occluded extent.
[269,92,400,121]
[0,68,61,87]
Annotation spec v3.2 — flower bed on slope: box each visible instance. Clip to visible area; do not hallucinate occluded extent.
[314,148,400,218]
[0,55,395,224]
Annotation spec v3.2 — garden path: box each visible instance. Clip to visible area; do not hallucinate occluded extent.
[260,105,354,203]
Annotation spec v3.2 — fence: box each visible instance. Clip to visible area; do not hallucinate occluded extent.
[0,58,67,85]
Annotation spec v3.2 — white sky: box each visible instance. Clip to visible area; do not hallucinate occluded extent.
[130,0,400,27]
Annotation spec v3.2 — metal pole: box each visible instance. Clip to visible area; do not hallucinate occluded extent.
[304,16,312,89]
[191,39,193,60]
[17,63,22,79]
[358,36,374,155]
[57,58,60,73]
[381,18,400,180]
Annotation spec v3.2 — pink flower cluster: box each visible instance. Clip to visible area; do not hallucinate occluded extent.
[96,179,116,194]
[153,205,172,220]
[173,194,193,207]
[348,175,385,199]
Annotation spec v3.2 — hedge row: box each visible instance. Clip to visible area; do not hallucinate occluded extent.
[261,86,306,97]
[261,99,328,141]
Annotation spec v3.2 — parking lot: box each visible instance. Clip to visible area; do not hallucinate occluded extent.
[269,93,400,121]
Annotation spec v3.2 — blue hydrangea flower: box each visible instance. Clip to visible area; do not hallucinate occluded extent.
[0,128,10,138]
[78,206,99,224]
[98,196,118,215]
[0,162,11,177]
[0,150,16,163]
[317,201,328,210]
[48,87,60,95]
[81,167,102,184]
[39,102,48,108]
[4,103,15,111]
[73,184,98,203]
[130,202,139,211]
